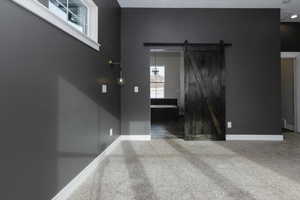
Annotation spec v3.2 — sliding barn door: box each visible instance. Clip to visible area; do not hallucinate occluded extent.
[184,44,226,140]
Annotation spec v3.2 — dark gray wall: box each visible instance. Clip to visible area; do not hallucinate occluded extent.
[121,8,281,136]
[281,22,300,52]
[0,0,120,199]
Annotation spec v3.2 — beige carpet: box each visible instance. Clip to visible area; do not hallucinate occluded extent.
[71,133,300,200]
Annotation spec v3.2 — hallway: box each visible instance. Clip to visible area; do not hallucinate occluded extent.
[71,133,300,200]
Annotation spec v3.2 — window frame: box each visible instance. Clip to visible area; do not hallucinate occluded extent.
[12,0,100,51]
[150,65,165,99]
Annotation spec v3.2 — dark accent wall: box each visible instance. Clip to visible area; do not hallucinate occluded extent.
[281,22,300,52]
[121,8,281,136]
[0,0,120,199]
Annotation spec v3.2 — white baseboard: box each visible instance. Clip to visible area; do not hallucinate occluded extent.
[226,135,284,141]
[52,135,150,199]
[52,136,122,200]
[120,135,151,141]
[281,52,300,58]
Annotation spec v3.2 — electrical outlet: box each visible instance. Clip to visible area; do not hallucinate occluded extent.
[134,86,139,93]
[227,121,232,129]
[102,84,107,93]
[109,128,113,136]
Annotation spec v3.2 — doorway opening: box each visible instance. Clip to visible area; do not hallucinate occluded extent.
[148,41,228,140]
[150,49,185,139]
[281,52,300,133]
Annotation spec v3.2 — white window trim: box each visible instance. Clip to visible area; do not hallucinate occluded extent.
[12,0,100,51]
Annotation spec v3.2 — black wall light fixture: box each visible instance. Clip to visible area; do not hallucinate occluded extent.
[108,59,125,86]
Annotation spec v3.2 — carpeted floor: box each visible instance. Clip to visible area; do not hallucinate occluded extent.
[85,133,300,200]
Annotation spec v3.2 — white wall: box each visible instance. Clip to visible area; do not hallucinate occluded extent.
[281,58,295,130]
[281,52,300,132]
[179,51,185,114]
[150,52,182,98]
[295,54,300,132]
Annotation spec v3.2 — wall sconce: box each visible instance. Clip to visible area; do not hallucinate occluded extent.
[108,60,120,65]
[108,59,125,86]
[118,76,125,86]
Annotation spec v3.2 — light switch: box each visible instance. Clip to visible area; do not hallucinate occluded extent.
[102,84,107,93]
[109,128,113,136]
[134,86,139,93]
[227,121,232,129]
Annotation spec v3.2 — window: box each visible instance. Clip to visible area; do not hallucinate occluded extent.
[48,0,88,34]
[12,0,99,50]
[150,66,165,98]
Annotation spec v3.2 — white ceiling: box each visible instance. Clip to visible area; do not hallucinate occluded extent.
[117,0,300,22]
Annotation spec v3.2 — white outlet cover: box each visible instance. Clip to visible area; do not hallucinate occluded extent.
[228,121,232,129]
[102,84,107,93]
[134,86,139,93]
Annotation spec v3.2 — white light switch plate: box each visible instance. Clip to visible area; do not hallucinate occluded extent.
[109,128,113,136]
[134,86,139,93]
[227,121,232,129]
[102,84,107,93]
